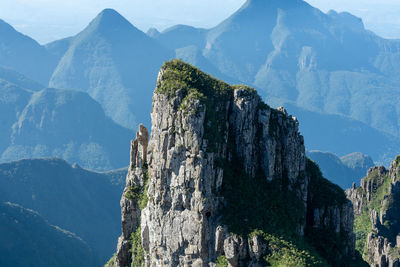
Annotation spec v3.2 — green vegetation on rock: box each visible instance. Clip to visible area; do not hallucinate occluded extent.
[306,159,347,209]
[157,59,258,152]
[130,227,145,267]
[354,212,373,255]
[352,167,394,260]
[220,156,305,237]
[250,230,326,267]
[104,254,116,267]
[215,255,228,267]
[124,165,149,210]
[305,159,358,266]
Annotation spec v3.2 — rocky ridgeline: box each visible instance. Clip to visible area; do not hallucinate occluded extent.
[347,156,400,266]
[107,60,357,267]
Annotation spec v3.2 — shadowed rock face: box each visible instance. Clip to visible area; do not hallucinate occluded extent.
[109,60,358,267]
[347,156,400,266]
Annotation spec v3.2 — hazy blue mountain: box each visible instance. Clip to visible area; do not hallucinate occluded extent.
[45,37,74,61]
[0,84,133,171]
[0,202,97,267]
[0,158,127,264]
[341,152,375,171]
[0,81,32,152]
[152,25,207,51]
[146,27,160,38]
[0,19,57,84]
[49,9,174,129]
[0,67,44,91]
[285,103,400,165]
[153,0,400,140]
[307,151,374,189]
[175,45,237,84]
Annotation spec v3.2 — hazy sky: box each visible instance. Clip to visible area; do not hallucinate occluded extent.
[1,0,399,44]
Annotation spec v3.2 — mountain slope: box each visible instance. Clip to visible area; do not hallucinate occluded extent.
[0,202,97,267]
[151,0,400,153]
[0,81,32,152]
[0,86,133,171]
[49,9,173,129]
[204,0,400,138]
[0,158,126,264]
[0,19,57,84]
[0,66,44,91]
[308,151,374,189]
[285,103,400,165]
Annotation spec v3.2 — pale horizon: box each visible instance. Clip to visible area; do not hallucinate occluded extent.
[1,0,400,44]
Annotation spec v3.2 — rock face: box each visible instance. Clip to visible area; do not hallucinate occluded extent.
[113,125,149,267]
[347,156,400,266]
[110,60,357,266]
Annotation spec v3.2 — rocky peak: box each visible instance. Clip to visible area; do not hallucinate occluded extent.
[109,60,357,267]
[347,155,400,266]
[130,124,149,169]
[89,8,137,33]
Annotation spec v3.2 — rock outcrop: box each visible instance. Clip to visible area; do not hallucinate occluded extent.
[109,60,358,267]
[347,156,400,266]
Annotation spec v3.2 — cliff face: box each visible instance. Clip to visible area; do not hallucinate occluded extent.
[347,156,400,266]
[109,60,357,267]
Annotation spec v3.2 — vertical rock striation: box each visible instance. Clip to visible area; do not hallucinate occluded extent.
[110,60,357,267]
[347,156,400,266]
[113,125,149,267]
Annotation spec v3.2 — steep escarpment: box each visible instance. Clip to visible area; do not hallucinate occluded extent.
[347,156,400,266]
[109,60,359,266]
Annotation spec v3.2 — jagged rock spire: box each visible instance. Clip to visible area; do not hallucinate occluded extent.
[130,124,149,169]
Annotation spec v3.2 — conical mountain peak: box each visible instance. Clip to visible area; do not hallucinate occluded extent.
[86,8,140,35]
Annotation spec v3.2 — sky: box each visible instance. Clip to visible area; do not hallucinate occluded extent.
[0,0,399,44]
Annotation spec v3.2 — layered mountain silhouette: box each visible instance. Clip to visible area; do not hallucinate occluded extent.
[152,0,400,138]
[49,9,173,129]
[0,79,133,170]
[0,19,57,84]
[0,66,44,91]
[0,158,127,264]
[285,103,400,164]
[307,151,374,189]
[1,4,400,166]
[0,202,97,267]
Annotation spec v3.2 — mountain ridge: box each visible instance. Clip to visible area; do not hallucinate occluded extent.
[49,8,174,129]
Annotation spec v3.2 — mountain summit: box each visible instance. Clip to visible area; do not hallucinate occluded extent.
[49,9,173,129]
[107,60,362,266]
[84,8,144,36]
[0,19,57,84]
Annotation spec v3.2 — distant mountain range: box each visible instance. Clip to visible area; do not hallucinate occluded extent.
[0,19,57,84]
[0,202,97,267]
[0,77,133,170]
[0,0,400,166]
[151,0,400,163]
[49,9,173,129]
[0,158,127,265]
[307,151,374,189]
